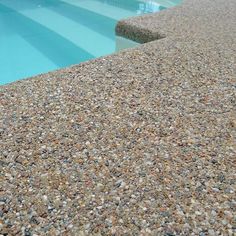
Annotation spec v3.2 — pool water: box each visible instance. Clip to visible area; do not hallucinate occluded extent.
[0,0,181,85]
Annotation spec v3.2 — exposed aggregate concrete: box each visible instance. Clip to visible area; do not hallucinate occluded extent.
[1,0,236,235]
[116,0,236,43]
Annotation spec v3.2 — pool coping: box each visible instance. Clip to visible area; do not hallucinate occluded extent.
[1,0,236,235]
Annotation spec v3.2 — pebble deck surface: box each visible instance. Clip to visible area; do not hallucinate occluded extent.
[0,0,236,235]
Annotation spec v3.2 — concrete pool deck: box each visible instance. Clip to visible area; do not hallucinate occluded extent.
[0,0,236,235]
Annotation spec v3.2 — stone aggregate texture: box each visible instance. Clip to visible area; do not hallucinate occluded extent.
[0,0,236,235]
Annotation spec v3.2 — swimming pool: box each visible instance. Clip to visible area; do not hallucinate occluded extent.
[0,0,181,85]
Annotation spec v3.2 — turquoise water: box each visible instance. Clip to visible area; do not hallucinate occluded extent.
[0,0,181,85]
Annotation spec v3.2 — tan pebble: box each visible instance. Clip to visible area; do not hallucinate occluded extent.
[208,229,215,236]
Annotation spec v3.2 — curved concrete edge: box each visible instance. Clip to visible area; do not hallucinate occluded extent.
[116,20,165,43]
[115,0,236,43]
[115,0,186,43]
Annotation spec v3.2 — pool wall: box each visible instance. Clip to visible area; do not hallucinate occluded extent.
[115,36,140,51]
